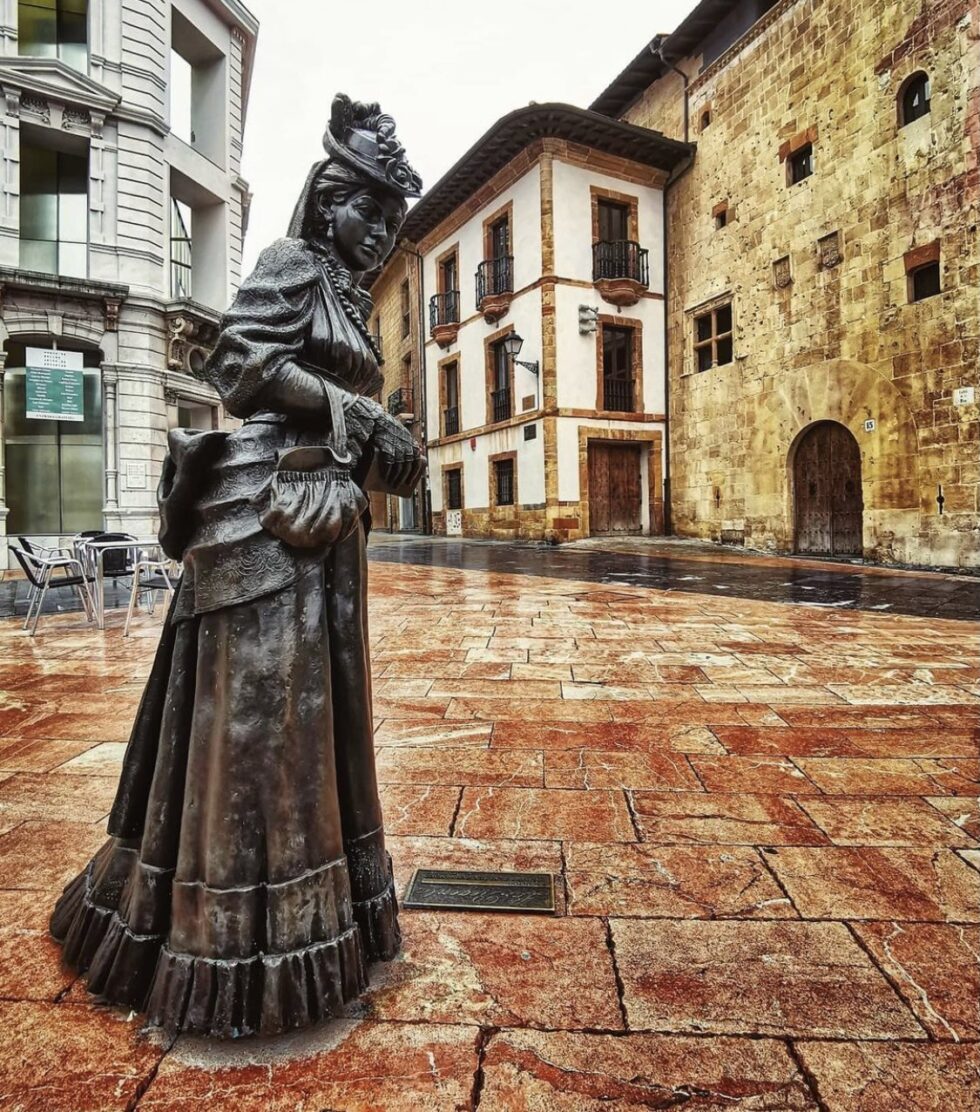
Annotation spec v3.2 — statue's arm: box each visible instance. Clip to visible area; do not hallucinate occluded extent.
[205,238,328,420]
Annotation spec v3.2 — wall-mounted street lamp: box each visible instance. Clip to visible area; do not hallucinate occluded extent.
[501,330,539,376]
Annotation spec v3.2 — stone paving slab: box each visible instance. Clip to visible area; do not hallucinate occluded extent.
[0,558,978,1109]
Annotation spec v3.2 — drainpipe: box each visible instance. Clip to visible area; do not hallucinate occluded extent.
[661,154,694,537]
[650,37,693,536]
[652,35,690,144]
[395,240,431,534]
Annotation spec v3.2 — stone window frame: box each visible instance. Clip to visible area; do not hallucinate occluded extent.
[437,351,462,438]
[904,240,941,303]
[595,314,643,414]
[590,185,640,244]
[484,322,516,425]
[489,450,518,509]
[779,126,817,187]
[699,103,712,132]
[482,199,513,260]
[443,462,464,511]
[898,70,931,128]
[688,292,734,374]
[399,278,411,338]
[712,200,730,230]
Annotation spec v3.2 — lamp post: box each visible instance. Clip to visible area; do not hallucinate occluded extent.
[501,330,539,375]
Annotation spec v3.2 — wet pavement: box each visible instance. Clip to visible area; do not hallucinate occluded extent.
[1,554,978,1110]
[367,537,980,622]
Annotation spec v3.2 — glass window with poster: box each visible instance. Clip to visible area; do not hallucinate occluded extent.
[3,341,103,534]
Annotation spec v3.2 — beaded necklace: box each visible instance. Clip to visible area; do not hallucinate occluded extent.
[314,246,384,365]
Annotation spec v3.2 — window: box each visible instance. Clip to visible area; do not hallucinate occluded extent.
[20,143,88,278]
[910,262,940,302]
[489,215,509,260]
[171,8,226,165]
[400,279,410,337]
[443,360,459,435]
[900,72,931,126]
[602,326,635,412]
[176,401,216,430]
[693,303,733,371]
[439,251,458,295]
[700,108,711,130]
[493,457,515,507]
[788,144,813,185]
[170,197,192,299]
[3,341,103,534]
[597,199,630,242]
[18,0,87,72]
[490,340,511,422]
[713,202,728,230]
[446,467,462,510]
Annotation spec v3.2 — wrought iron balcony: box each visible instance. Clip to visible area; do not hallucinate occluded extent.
[491,387,512,424]
[387,387,413,418]
[592,240,649,286]
[443,405,460,436]
[429,290,460,329]
[476,256,514,304]
[602,377,635,413]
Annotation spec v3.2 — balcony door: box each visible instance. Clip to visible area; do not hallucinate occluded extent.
[597,199,629,243]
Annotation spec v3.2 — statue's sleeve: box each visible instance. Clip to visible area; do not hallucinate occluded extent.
[205,238,322,419]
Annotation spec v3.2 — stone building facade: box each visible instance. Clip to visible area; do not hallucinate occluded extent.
[364,247,425,533]
[0,0,257,566]
[398,105,688,542]
[593,0,979,567]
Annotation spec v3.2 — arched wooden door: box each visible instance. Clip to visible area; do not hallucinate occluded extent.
[793,422,863,555]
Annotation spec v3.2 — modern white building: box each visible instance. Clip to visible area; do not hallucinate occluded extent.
[0,0,257,566]
[400,105,690,541]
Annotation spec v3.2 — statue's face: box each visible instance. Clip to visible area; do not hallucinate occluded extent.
[328,187,406,272]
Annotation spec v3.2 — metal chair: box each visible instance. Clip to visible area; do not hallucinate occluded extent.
[124,558,180,636]
[11,545,95,636]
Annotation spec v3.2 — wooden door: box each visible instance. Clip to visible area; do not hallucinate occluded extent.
[589,443,642,535]
[794,422,863,556]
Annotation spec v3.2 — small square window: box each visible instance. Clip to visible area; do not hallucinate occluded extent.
[910,262,941,302]
[788,144,813,185]
[693,302,734,372]
[714,209,727,229]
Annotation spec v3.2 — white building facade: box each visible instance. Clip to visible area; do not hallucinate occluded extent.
[402,106,690,542]
[0,0,257,565]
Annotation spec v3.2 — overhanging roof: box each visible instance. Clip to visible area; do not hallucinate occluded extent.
[400,102,692,245]
[589,0,739,118]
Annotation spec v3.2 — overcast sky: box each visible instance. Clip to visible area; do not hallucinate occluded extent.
[239,0,697,270]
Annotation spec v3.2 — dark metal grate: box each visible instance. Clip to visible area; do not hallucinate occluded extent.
[429,290,460,329]
[491,388,512,424]
[443,405,460,436]
[592,240,649,285]
[476,256,514,304]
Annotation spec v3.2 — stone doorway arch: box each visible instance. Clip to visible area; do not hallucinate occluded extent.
[792,421,863,556]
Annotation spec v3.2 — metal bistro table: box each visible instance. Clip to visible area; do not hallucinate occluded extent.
[83,538,163,630]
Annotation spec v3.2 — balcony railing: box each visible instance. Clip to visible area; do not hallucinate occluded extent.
[387,387,413,418]
[603,377,635,413]
[592,240,649,286]
[491,387,512,424]
[475,256,514,304]
[443,405,460,436]
[429,290,460,330]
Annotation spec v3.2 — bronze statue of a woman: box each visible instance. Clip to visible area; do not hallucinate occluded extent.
[49,95,425,1038]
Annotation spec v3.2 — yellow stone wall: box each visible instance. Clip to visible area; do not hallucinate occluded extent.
[622,0,979,567]
[366,249,425,531]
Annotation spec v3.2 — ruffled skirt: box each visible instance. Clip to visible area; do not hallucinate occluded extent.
[50,526,399,1037]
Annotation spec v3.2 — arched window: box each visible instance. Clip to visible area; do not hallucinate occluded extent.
[900,72,931,126]
[700,108,711,131]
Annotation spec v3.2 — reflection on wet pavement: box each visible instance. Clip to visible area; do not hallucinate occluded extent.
[367,539,980,622]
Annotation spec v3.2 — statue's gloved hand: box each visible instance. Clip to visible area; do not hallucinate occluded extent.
[370,410,425,496]
[343,393,386,460]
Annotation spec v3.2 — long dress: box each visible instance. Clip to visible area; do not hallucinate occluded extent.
[50,237,416,1038]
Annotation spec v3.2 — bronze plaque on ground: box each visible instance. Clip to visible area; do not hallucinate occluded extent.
[403,869,556,913]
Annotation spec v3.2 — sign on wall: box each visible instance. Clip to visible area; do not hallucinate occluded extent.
[25,347,85,422]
